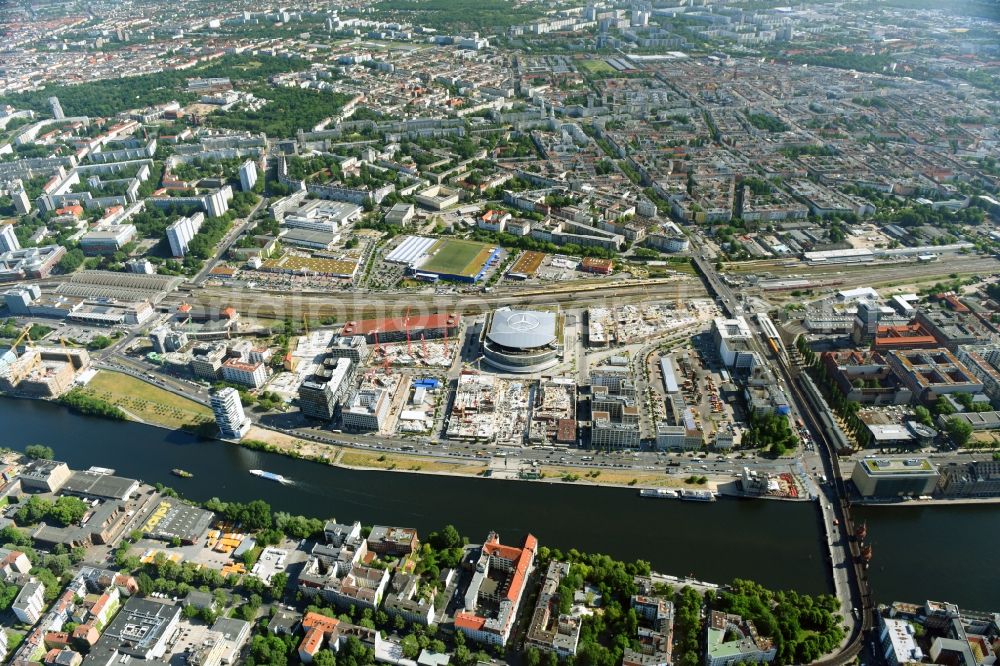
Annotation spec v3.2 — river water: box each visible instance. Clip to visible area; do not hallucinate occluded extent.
[2,397,992,607]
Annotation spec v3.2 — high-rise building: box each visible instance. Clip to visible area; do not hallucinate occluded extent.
[48,96,64,120]
[0,223,20,253]
[166,213,205,258]
[239,159,258,192]
[211,387,250,440]
[11,187,30,215]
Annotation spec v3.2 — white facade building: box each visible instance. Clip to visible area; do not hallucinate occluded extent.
[0,223,21,253]
[166,212,205,257]
[239,159,258,192]
[220,358,268,389]
[211,387,251,440]
[12,579,45,624]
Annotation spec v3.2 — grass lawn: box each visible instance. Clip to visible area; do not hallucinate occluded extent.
[421,239,495,278]
[339,449,487,475]
[579,59,615,74]
[538,464,705,487]
[80,371,213,429]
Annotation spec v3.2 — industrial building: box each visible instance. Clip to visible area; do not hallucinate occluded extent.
[851,457,940,498]
[482,308,562,374]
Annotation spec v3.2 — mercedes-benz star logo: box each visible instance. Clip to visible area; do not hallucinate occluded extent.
[506,312,540,331]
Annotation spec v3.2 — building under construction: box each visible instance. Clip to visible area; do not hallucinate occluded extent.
[0,346,91,397]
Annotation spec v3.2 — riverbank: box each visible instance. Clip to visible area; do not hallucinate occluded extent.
[853,496,1000,507]
[243,425,755,494]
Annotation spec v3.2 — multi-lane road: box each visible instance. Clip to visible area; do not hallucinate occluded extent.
[693,248,874,665]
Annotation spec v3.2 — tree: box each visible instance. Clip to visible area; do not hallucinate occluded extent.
[429,524,463,550]
[48,496,89,526]
[945,418,973,447]
[270,572,289,594]
[24,444,55,460]
[913,406,933,427]
[401,635,420,659]
[313,651,336,666]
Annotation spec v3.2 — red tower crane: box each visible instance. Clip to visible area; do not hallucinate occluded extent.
[405,305,412,356]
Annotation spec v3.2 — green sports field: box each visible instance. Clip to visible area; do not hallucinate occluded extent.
[579,59,615,74]
[420,239,497,278]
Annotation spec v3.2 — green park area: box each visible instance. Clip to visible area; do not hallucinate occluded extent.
[79,371,213,429]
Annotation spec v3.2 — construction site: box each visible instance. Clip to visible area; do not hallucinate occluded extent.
[0,324,93,398]
[586,300,706,347]
[444,371,532,444]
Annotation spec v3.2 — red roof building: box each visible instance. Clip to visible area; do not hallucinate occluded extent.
[340,313,460,344]
[873,323,938,351]
[455,532,538,647]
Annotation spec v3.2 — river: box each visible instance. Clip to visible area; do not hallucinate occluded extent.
[2,397,991,607]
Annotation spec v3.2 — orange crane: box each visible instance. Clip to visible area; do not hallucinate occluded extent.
[10,323,33,354]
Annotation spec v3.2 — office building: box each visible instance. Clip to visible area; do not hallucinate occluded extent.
[80,224,137,256]
[885,348,983,401]
[148,326,188,353]
[220,358,268,389]
[936,460,1000,498]
[166,212,205,258]
[712,317,756,370]
[340,312,459,344]
[190,343,227,379]
[328,336,369,363]
[0,222,20,253]
[211,387,250,440]
[239,159,258,192]
[366,526,419,557]
[851,457,940,498]
[342,388,390,432]
[298,357,354,420]
[879,617,922,666]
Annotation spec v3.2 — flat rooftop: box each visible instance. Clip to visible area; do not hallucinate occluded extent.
[859,457,936,475]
